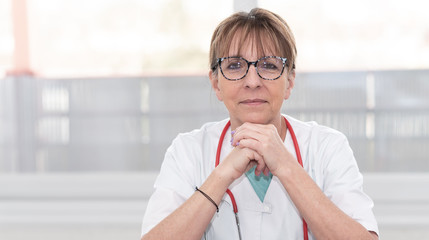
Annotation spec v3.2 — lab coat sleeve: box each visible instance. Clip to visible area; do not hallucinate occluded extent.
[313,128,379,235]
[141,187,187,236]
[141,133,203,236]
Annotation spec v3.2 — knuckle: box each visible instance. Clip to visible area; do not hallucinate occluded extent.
[262,142,269,150]
[261,135,269,143]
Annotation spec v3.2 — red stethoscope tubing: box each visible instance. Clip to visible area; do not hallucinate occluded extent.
[215,116,309,240]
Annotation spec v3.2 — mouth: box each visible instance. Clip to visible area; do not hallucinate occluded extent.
[240,99,268,105]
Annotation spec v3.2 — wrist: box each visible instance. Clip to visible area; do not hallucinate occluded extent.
[273,160,299,181]
[198,166,235,205]
[212,164,236,187]
[271,149,301,178]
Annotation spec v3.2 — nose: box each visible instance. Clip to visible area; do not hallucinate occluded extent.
[244,64,262,89]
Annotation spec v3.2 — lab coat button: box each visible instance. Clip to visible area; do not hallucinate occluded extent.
[263,204,271,212]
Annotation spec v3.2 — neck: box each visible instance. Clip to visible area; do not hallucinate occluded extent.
[230,115,286,141]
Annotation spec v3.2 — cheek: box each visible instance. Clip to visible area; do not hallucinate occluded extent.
[217,82,237,103]
[220,81,239,95]
[275,80,288,95]
[282,78,292,96]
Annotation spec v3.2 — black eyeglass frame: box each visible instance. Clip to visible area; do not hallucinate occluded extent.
[212,56,288,81]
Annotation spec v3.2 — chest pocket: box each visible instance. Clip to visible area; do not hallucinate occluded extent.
[203,198,240,240]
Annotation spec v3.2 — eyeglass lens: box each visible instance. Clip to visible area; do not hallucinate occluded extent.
[220,57,284,80]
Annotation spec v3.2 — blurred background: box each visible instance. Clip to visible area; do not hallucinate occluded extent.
[0,0,428,239]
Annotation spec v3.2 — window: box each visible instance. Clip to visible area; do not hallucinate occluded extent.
[1,0,429,172]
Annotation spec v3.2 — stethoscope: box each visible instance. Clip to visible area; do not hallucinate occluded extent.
[215,116,309,240]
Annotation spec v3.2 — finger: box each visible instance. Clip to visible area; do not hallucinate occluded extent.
[241,147,265,174]
[235,138,263,156]
[250,150,266,177]
[263,167,270,176]
[232,129,265,147]
[232,123,276,147]
[237,122,270,133]
[244,160,257,173]
[236,122,275,138]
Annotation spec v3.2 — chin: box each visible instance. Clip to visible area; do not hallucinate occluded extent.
[237,113,273,125]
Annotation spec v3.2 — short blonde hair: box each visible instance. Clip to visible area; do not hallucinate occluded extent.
[209,8,297,74]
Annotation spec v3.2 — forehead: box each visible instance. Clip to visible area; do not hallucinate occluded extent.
[225,30,279,59]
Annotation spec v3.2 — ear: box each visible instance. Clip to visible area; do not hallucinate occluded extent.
[209,70,223,101]
[284,70,295,100]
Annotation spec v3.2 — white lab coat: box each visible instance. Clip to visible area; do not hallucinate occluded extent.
[141,115,379,239]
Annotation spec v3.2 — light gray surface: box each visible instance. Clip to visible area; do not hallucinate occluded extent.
[2,70,429,173]
[1,172,429,239]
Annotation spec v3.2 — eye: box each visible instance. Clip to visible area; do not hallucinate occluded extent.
[227,62,241,69]
[223,59,244,70]
[258,58,283,72]
[260,62,279,70]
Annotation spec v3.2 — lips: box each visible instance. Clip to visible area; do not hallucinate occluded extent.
[240,99,268,105]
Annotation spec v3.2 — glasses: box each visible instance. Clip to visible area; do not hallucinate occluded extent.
[212,56,288,81]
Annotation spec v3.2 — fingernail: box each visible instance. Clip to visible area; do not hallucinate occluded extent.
[235,141,239,146]
[231,130,235,135]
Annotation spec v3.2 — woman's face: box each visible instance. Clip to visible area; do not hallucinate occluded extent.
[209,36,295,127]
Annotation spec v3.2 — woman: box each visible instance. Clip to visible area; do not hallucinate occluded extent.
[141,8,379,240]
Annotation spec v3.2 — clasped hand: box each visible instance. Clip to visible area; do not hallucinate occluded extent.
[221,122,296,181]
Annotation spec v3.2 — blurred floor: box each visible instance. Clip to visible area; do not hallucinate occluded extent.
[381,227,429,240]
[1,172,428,240]
[1,224,429,240]
[0,224,140,240]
